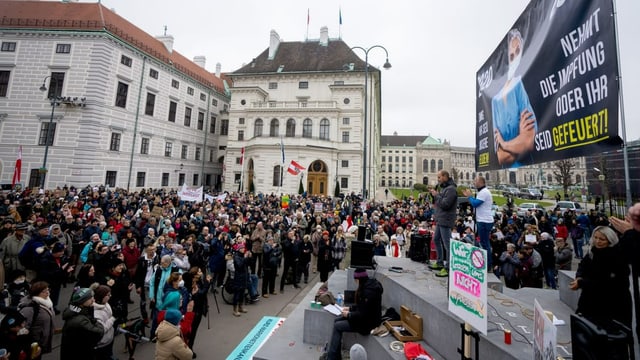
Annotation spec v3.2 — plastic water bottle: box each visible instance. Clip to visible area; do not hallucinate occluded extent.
[337,293,344,307]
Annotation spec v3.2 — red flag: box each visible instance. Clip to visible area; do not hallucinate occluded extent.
[287,160,305,175]
[12,146,22,188]
[307,8,310,25]
[240,147,245,165]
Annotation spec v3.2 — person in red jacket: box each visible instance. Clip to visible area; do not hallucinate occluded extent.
[554,218,568,241]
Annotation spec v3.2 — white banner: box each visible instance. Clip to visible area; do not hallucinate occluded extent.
[178,183,203,202]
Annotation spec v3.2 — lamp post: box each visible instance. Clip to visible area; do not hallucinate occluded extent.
[593,167,608,215]
[39,76,61,190]
[351,45,391,200]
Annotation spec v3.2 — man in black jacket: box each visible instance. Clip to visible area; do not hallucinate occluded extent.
[322,268,383,360]
[428,170,458,277]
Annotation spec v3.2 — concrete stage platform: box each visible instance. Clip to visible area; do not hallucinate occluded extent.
[255,256,586,359]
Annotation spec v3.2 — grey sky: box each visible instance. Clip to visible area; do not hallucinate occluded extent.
[103,0,640,147]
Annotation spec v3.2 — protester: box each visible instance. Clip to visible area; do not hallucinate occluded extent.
[321,268,383,360]
[154,308,193,360]
[463,176,493,268]
[429,170,458,277]
[18,281,54,359]
[60,288,104,359]
[0,310,40,360]
[91,285,117,360]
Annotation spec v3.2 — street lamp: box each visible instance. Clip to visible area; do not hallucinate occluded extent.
[351,45,391,200]
[39,76,61,190]
[593,167,609,214]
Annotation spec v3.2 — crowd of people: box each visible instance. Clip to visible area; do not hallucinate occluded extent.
[0,179,637,359]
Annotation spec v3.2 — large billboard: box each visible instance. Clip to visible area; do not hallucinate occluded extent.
[476,0,622,171]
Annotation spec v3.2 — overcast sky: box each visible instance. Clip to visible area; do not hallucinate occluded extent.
[102,0,640,147]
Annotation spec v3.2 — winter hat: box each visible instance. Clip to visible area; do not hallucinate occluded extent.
[93,285,111,304]
[353,268,368,279]
[0,310,26,330]
[233,242,245,251]
[52,242,65,253]
[350,344,368,360]
[71,287,94,305]
[164,309,182,326]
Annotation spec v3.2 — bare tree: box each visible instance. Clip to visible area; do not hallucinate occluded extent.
[450,167,461,183]
[553,159,576,196]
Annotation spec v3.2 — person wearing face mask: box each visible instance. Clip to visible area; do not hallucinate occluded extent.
[18,281,54,359]
[491,28,538,168]
[0,310,41,360]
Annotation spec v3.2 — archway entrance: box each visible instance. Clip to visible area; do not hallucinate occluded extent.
[307,160,328,196]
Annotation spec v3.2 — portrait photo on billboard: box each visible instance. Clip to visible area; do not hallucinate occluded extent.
[476,0,623,171]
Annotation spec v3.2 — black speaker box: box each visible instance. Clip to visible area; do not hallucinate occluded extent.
[570,314,633,360]
[409,233,431,262]
[350,240,374,269]
[357,225,367,242]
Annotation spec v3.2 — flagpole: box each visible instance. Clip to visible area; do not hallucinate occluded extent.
[279,136,285,195]
[306,8,310,41]
[240,148,245,193]
[339,7,342,39]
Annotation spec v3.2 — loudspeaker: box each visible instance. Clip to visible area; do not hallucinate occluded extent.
[409,233,431,262]
[350,240,374,269]
[357,225,367,242]
[570,314,633,360]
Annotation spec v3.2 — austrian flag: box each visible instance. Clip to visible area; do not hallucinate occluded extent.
[287,160,305,175]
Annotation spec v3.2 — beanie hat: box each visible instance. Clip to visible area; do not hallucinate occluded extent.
[164,309,182,326]
[71,288,94,305]
[93,285,111,304]
[0,310,26,330]
[52,242,65,253]
[322,230,330,236]
[350,344,368,360]
[353,268,368,279]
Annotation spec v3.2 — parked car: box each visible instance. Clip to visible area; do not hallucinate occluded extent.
[516,202,546,217]
[491,204,503,219]
[556,201,582,214]
[502,187,519,197]
[519,188,543,200]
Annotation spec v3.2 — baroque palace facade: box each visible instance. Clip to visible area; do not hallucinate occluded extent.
[0,1,229,190]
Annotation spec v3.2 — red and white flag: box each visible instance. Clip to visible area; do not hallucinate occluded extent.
[12,146,22,188]
[240,147,245,165]
[287,160,305,175]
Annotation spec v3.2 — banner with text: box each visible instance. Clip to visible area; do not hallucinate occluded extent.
[476,0,621,171]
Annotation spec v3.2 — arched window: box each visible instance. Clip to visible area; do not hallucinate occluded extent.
[381,179,386,186]
[269,119,279,137]
[466,172,470,180]
[430,160,436,173]
[422,177,429,185]
[437,159,443,171]
[485,172,490,181]
[547,174,553,184]
[422,159,428,172]
[272,165,282,186]
[286,118,296,137]
[254,118,263,137]
[303,118,312,138]
[319,118,330,140]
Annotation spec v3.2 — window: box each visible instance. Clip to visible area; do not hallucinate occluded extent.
[341,160,349,168]
[209,149,214,162]
[395,156,399,162]
[149,68,158,79]
[319,119,330,140]
[298,81,309,89]
[341,177,348,189]
[193,174,199,186]
[268,82,278,89]
[422,159,428,172]
[1,42,16,52]
[269,119,279,137]
[210,116,216,134]
[212,99,218,106]
[120,55,132,67]
[303,119,312,138]
[437,159,443,171]
[178,173,185,185]
[200,93,206,101]
[145,92,156,116]
[388,164,392,172]
[254,119,263,137]
[115,81,128,108]
[220,120,229,135]
[342,117,350,125]
[164,142,172,157]
[402,157,406,163]
[184,107,192,127]
[195,147,201,161]
[136,172,146,187]
[105,171,117,187]
[47,72,65,99]
[342,131,349,143]
[168,101,177,122]
[55,43,71,54]
[140,137,150,154]
[430,160,436,173]
[109,133,121,151]
[171,79,179,89]
[0,71,9,97]
[273,166,282,186]
[28,169,42,189]
[286,119,296,137]
[334,80,344,85]
[409,156,413,163]
[187,87,194,95]
[197,111,204,130]
[236,157,242,165]
[161,173,169,187]
[238,130,244,141]
[181,145,188,159]
[38,122,56,146]
[388,156,392,162]
[205,174,212,186]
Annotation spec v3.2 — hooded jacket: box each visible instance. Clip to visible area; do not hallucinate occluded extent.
[433,178,458,228]
[60,305,104,359]
[154,320,193,360]
[92,301,116,349]
[347,277,383,335]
